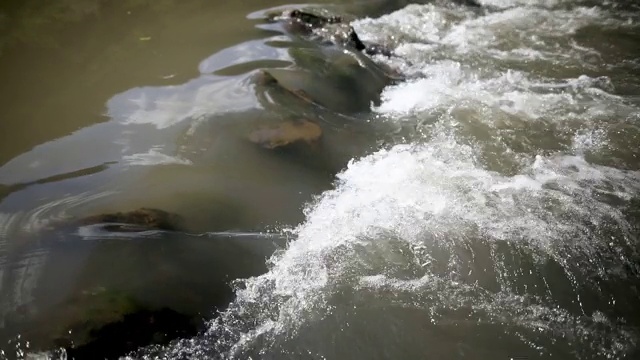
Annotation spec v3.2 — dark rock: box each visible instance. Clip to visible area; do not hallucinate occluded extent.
[269,7,393,57]
[364,42,394,57]
[255,8,403,115]
[256,44,399,114]
[347,26,366,51]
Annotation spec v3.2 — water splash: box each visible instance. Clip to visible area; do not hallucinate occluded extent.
[128,0,640,358]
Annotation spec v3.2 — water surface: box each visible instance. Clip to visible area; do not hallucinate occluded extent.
[1,0,640,359]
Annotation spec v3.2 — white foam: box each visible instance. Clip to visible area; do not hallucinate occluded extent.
[373,62,624,124]
[204,135,639,357]
[196,2,640,358]
[353,2,631,123]
[117,1,640,358]
[477,0,564,9]
[353,3,623,70]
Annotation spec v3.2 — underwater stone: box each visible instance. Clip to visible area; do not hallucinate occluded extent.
[78,208,185,232]
[248,119,322,149]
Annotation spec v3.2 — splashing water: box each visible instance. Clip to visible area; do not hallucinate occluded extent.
[130,1,640,359]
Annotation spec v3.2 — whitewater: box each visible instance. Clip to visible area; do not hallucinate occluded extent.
[131,0,640,359]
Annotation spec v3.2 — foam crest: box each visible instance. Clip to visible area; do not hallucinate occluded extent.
[354,3,632,124]
[203,135,639,358]
[572,128,608,154]
[354,1,630,69]
[374,62,624,124]
[131,1,640,358]
[0,191,117,236]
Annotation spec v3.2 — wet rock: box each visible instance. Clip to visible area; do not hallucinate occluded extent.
[288,9,342,29]
[268,8,393,57]
[257,45,398,113]
[266,8,345,29]
[78,208,185,232]
[312,22,366,50]
[248,119,322,149]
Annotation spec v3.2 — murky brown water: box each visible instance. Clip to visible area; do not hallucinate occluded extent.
[1,0,640,359]
[0,0,348,355]
[0,1,419,356]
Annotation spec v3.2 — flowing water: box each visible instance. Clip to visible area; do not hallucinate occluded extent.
[1,0,639,359]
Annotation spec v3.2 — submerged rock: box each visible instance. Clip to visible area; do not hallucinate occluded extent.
[288,9,343,29]
[248,119,322,149]
[24,287,200,359]
[253,7,404,115]
[256,45,399,114]
[78,208,185,233]
[266,8,346,32]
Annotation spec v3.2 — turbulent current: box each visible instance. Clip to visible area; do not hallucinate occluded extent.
[128,0,640,359]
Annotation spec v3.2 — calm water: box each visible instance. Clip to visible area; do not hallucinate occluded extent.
[1,0,640,359]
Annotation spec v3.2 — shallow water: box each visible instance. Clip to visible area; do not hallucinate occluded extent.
[1,0,640,359]
[0,0,347,356]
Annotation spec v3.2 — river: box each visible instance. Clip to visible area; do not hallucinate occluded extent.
[0,0,639,359]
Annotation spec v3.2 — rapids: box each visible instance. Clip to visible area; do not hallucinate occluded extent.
[1,0,638,359]
[129,0,640,359]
